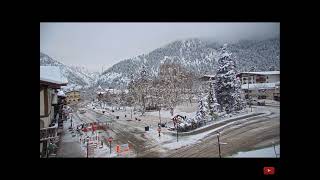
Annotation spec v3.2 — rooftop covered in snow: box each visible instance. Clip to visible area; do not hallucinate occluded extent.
[40,66,68,87]
[238,71,280,76]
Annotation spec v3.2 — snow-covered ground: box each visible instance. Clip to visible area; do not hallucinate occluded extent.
[145,109,197,119]
[82,100,279,157]
[161,113,260,150]
[229,145,280,158]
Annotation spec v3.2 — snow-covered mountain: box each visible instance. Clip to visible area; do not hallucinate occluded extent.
[97,39,219,89]
[40,52,99,90]
[40,37,279,90]
[227,37,280,72]
[97,37,280,89]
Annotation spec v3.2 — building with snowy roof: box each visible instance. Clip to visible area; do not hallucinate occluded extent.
[237,71,280,101]
[40,66,68,87]
[40,66,67,158]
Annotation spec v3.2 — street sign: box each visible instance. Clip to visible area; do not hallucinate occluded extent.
[108,137,113,142]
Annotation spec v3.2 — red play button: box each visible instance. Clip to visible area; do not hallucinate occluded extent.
[263,167,275,175]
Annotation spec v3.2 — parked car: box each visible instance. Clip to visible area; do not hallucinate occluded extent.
[248,99,265,106]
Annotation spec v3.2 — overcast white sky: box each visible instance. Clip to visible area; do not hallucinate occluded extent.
[40,23,279,72]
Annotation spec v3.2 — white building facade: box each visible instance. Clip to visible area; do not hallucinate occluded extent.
[237,71,280,101]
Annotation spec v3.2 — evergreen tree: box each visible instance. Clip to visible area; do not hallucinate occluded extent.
[232,77,246,111]
[196,95,205,122]
[214,44,244,113]
[207,81,215,116]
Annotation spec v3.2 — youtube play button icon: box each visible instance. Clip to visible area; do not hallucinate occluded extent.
[263,167,275,175]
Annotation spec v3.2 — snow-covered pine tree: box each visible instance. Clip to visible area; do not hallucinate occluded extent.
[233,77,246,111]
[214,44,244,113]
[207,81,214,116]
[138,65,148,115]
[195,95,205,123]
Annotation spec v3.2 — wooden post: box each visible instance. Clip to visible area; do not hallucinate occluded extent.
[217,133,221,158]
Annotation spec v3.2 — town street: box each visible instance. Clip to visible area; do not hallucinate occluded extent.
[56,102,279,157]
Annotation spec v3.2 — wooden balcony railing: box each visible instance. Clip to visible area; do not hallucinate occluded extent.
[40,123,58,141]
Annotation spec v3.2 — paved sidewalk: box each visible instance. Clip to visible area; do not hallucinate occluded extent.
[57,141,84,157]
[56,121,85,158]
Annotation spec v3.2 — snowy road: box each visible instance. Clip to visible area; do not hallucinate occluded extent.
[81,105,279,158]
[56,101,281,158]
[165,106,280,157]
